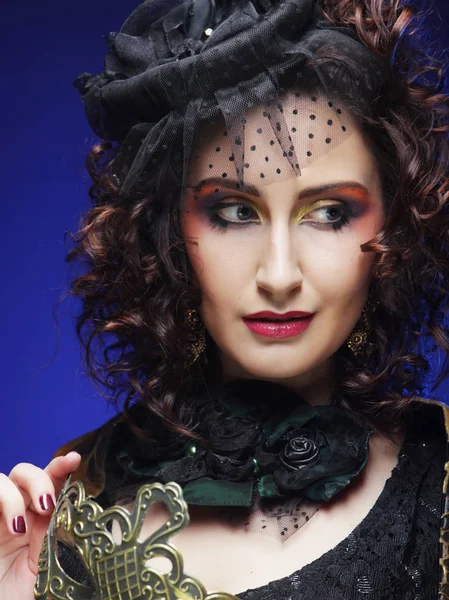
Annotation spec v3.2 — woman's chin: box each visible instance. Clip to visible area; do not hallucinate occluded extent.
[231,354,316,381]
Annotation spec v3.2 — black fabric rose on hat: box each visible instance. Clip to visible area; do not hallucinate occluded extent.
[73,0,289,142]
[73,0,386,197]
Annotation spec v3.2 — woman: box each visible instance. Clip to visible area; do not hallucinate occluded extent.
[1,0,449,598]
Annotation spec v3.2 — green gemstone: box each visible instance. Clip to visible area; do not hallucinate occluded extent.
[186,443,197,456]
[252,457,260,474]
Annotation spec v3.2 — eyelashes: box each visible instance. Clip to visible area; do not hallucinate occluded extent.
[207,202,262,229]
[301,203,352,231]
[204,199,355,232]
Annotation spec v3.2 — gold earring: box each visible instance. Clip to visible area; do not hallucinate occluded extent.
[184,309,206,367]
[346,300,377,358]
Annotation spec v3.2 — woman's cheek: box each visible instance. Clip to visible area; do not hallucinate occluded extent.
[197,234,258,296]
[296,231,375,296]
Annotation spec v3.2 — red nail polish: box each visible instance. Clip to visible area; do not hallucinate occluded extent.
[13,516,26,534]
[39,494,55,512]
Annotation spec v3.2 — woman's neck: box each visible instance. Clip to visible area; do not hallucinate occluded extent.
[219,355,336,406]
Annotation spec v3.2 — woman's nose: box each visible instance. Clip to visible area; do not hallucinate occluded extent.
[255,226,303,301]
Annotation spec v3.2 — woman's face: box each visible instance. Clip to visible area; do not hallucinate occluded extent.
[181,96,384,389]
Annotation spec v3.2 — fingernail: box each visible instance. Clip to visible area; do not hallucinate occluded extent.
[39,494,55,512]
[64,451,81,461]
[13,516,26,534]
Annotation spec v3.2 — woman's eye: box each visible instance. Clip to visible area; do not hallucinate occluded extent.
[205,199,353,231]
[302,203,351,229]
[216,204,260,224]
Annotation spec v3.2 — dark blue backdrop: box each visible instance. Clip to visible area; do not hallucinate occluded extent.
[1,0,448,474]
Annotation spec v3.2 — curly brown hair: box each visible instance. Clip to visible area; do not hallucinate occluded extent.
[67,0,449,440]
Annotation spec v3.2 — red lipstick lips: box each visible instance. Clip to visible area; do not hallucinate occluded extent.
[242,311,315,339]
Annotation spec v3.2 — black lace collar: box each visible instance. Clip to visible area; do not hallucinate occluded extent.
[112,380,371,508]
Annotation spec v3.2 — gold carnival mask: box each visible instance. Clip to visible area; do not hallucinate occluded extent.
[34,479,237,600]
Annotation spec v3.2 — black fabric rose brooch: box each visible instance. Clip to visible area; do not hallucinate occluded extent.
[115,380,371,507]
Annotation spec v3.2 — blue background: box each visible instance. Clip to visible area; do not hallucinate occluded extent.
[1,0,448,474]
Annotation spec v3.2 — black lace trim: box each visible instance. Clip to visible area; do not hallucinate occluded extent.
[238,408,446,599]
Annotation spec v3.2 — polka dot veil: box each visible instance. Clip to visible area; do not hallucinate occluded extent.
[186,89,352,192]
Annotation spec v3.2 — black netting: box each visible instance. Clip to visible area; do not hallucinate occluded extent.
[219,495,320,542]
[186,89,351,194]
[73,0,387,200]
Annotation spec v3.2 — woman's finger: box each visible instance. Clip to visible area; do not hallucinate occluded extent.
[9,463,57,517]
[44,452,82,497]
[29,452,82,572]
[0,473,28,536]
[9,453,81,517]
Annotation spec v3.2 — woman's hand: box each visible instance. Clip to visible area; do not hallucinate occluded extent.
[0,452,81,600]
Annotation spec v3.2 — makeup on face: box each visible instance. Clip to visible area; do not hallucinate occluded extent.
[181,94,384,386]
[185,179,371,234]
[242,311,315,339]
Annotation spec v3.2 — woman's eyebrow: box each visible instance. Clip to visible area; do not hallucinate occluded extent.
[296,181,369,199]
[187,178,369,199]
[187,177,260,196]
